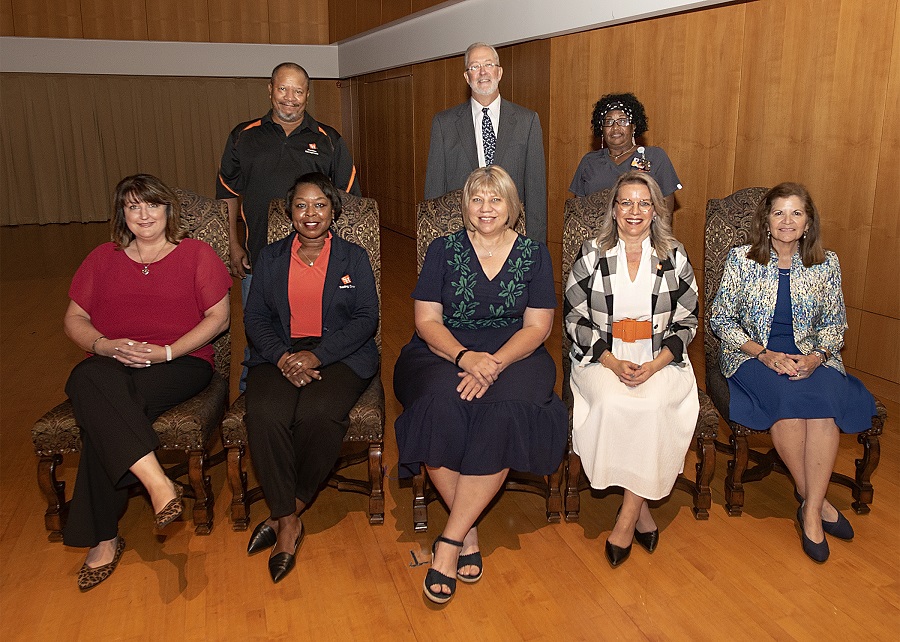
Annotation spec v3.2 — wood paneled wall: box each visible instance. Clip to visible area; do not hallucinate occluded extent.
[1,0,329,43]
[344,0,897,388]
[328,0,445,43]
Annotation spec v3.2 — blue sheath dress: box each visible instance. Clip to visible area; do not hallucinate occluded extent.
[728,268,876,433]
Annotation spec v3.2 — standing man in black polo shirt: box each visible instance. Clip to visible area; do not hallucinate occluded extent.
[218,61,360,387]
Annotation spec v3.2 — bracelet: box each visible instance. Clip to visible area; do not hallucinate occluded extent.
[811,348,827,364]
[90,335,106,353]
[454,349,469,367]
[756,348,768,360]
[165,345,173,362]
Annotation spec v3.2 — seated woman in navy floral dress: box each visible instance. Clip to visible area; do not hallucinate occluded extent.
[394,166,567,604]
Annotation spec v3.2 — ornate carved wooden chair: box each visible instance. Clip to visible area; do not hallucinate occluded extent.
[220,192,385,530]
[409,189,565,532]
[704,187,887,515]
[32,189,231,540]
[561,190,718,521]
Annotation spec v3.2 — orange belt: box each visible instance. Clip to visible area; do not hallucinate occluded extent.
[612,319,652,342]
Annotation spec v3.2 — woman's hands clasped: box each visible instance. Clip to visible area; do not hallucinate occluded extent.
[456,351,502,401]
[278,350,322,388]
[96,338,166,367]
[757,349,821,380]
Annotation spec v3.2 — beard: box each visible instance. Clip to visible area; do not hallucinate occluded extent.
[273,103,304,123]
[469,78,499,97]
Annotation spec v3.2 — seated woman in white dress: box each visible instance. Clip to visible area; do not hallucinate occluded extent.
[564,170,699,568]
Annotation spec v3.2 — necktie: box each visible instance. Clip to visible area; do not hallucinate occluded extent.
[482,107,496,166]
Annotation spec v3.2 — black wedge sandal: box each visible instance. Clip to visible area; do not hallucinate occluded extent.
[423,535,463,604]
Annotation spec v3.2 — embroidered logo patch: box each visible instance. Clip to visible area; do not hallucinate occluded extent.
[305,143,319,155]
[341,274,352,285]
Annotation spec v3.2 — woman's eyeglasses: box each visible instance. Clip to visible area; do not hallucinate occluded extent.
[601,117,632,128]
[615,199,653,212]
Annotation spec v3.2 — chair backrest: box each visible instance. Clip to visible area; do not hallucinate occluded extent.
[174,188,231,379]
[415,189,527,274]
[267,192,383,351]
[703,187,768,378]
[560,189,612,399]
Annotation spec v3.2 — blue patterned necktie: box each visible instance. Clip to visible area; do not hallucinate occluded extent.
[482,107,496,166]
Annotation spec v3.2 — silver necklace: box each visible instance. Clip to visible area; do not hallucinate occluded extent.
[474,229,507,257]
[136,243,166,275]
[610,144,636,161]
[297,246,316,266]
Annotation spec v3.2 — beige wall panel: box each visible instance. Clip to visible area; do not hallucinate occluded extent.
[80,0,147,40]
[854,312,899,383]
[1,0,14,36]
[269,0,328,45]
[208,0,269,43]
[13,0,82,37]
[412,58,448,203]
[382,0,410,24]
[865,8,900,319]
[733,0,895,311]
[146,0,211,42]
[360,73,415,236]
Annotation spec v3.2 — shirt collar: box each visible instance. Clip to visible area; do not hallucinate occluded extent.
[471,95,501,119]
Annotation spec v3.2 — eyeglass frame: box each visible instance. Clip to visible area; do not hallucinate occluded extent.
[600,117,632,128]
[465,62,500,73]
[614,198,654,212]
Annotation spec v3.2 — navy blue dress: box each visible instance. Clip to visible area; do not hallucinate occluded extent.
[728,268,876,433]
[394,231,567,476]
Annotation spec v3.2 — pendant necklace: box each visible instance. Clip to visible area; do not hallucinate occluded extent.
[297,246,316,266]
[136,243,166,275]
[475,229,506,257]
[610,144,636,161]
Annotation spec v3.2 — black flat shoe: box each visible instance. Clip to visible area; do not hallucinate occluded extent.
[604,539,632,568]
[77,536,126,592]
[633,528,659,553]
[424,535,463,603]
[247,520,277,555]
[797,505,829,563]
[268,523,304,583]
[794,491,854,540]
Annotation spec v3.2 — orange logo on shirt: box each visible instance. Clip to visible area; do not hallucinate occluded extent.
[341,274,352,285]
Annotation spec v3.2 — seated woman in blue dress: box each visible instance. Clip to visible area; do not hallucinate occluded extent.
[394,166,567,604]
[710,182,877,563]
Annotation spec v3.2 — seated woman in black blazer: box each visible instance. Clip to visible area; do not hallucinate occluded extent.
[243,172,379,583]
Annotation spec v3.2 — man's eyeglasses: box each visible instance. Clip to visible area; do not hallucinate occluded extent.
[466,62,499,73]
[601,117,632,128]
[615,199,653,212]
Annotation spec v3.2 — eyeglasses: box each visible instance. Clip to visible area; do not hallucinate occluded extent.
[615,199,653,212]
[466,62,499,73]
[601,117,632,128]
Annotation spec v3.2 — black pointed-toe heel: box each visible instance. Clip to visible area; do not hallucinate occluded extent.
[268,523,305,583]
[424,535,463,603]
[633,528,659,554]
[247,520,277,555]
[604,539,632,568]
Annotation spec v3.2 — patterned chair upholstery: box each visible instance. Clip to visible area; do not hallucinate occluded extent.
[561,190,718,521]
[704,187,886,515]
[410,189,564,532]
[220,192,385,529]
[32,189,231,540]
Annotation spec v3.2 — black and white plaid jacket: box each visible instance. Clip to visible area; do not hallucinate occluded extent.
[564,238,699,366]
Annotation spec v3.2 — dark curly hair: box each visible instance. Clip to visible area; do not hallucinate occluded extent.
[591,92,648,138]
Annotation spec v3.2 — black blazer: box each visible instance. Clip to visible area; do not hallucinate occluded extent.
[244,231,379,379]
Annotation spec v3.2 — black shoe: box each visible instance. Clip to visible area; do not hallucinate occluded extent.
[457,551,483,583]
[268,523,304,583]
[424,535,463,603]
[247,520,277,555]
[797,505,829,563]
[604,539,632,568]
[822,510,854,541]
[633,528,659,554]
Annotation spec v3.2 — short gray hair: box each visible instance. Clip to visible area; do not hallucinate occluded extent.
[464,42,500,68]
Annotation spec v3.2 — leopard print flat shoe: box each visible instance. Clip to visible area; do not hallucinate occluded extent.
[154,484,183,530]
[77,536,126,592]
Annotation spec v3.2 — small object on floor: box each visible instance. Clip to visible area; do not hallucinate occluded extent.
[77,536,126,592]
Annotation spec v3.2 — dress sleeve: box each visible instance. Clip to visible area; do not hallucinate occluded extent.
[192,240,233,310]
[411,238,446,303]
[525,241,558,309]
[709,248,753,349]
[68,244,107,313]
[569,153,591,197]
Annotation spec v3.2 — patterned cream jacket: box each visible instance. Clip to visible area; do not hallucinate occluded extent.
[710,245,847,378]
[565,238,698,366]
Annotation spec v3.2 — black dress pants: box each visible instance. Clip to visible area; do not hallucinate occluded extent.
[62,356,212,548]
[245,359,370,518]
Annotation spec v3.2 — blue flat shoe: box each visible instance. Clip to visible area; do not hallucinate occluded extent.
[797,505,829,563]
[794,491,854,540]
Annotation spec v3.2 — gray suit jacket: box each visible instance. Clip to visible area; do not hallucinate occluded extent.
[424,99,547,243]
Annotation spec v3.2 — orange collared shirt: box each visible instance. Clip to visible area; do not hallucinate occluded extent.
[288,233,331,338]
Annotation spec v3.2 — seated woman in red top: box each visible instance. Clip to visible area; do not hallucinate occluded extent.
[63,174,232,591]
[242,172,379,583]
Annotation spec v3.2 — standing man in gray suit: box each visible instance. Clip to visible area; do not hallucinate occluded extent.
[424,43,547,243]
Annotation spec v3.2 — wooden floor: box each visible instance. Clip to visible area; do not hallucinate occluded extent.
[1,223,898,641]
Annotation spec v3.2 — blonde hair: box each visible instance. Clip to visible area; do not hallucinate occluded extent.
[461,165,522,232]
[596,171,675,256]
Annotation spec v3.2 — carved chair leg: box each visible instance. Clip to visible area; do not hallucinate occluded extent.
[693,434,715,520]
[226,445,250,531]
[852,431,880,514]
[413,465,428,532]
[564,449,582,522]
[367,441,385,525]
[187,449,213,535]
[38,454,66,541]
[725,429,748,516]
[546,458,564,523]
